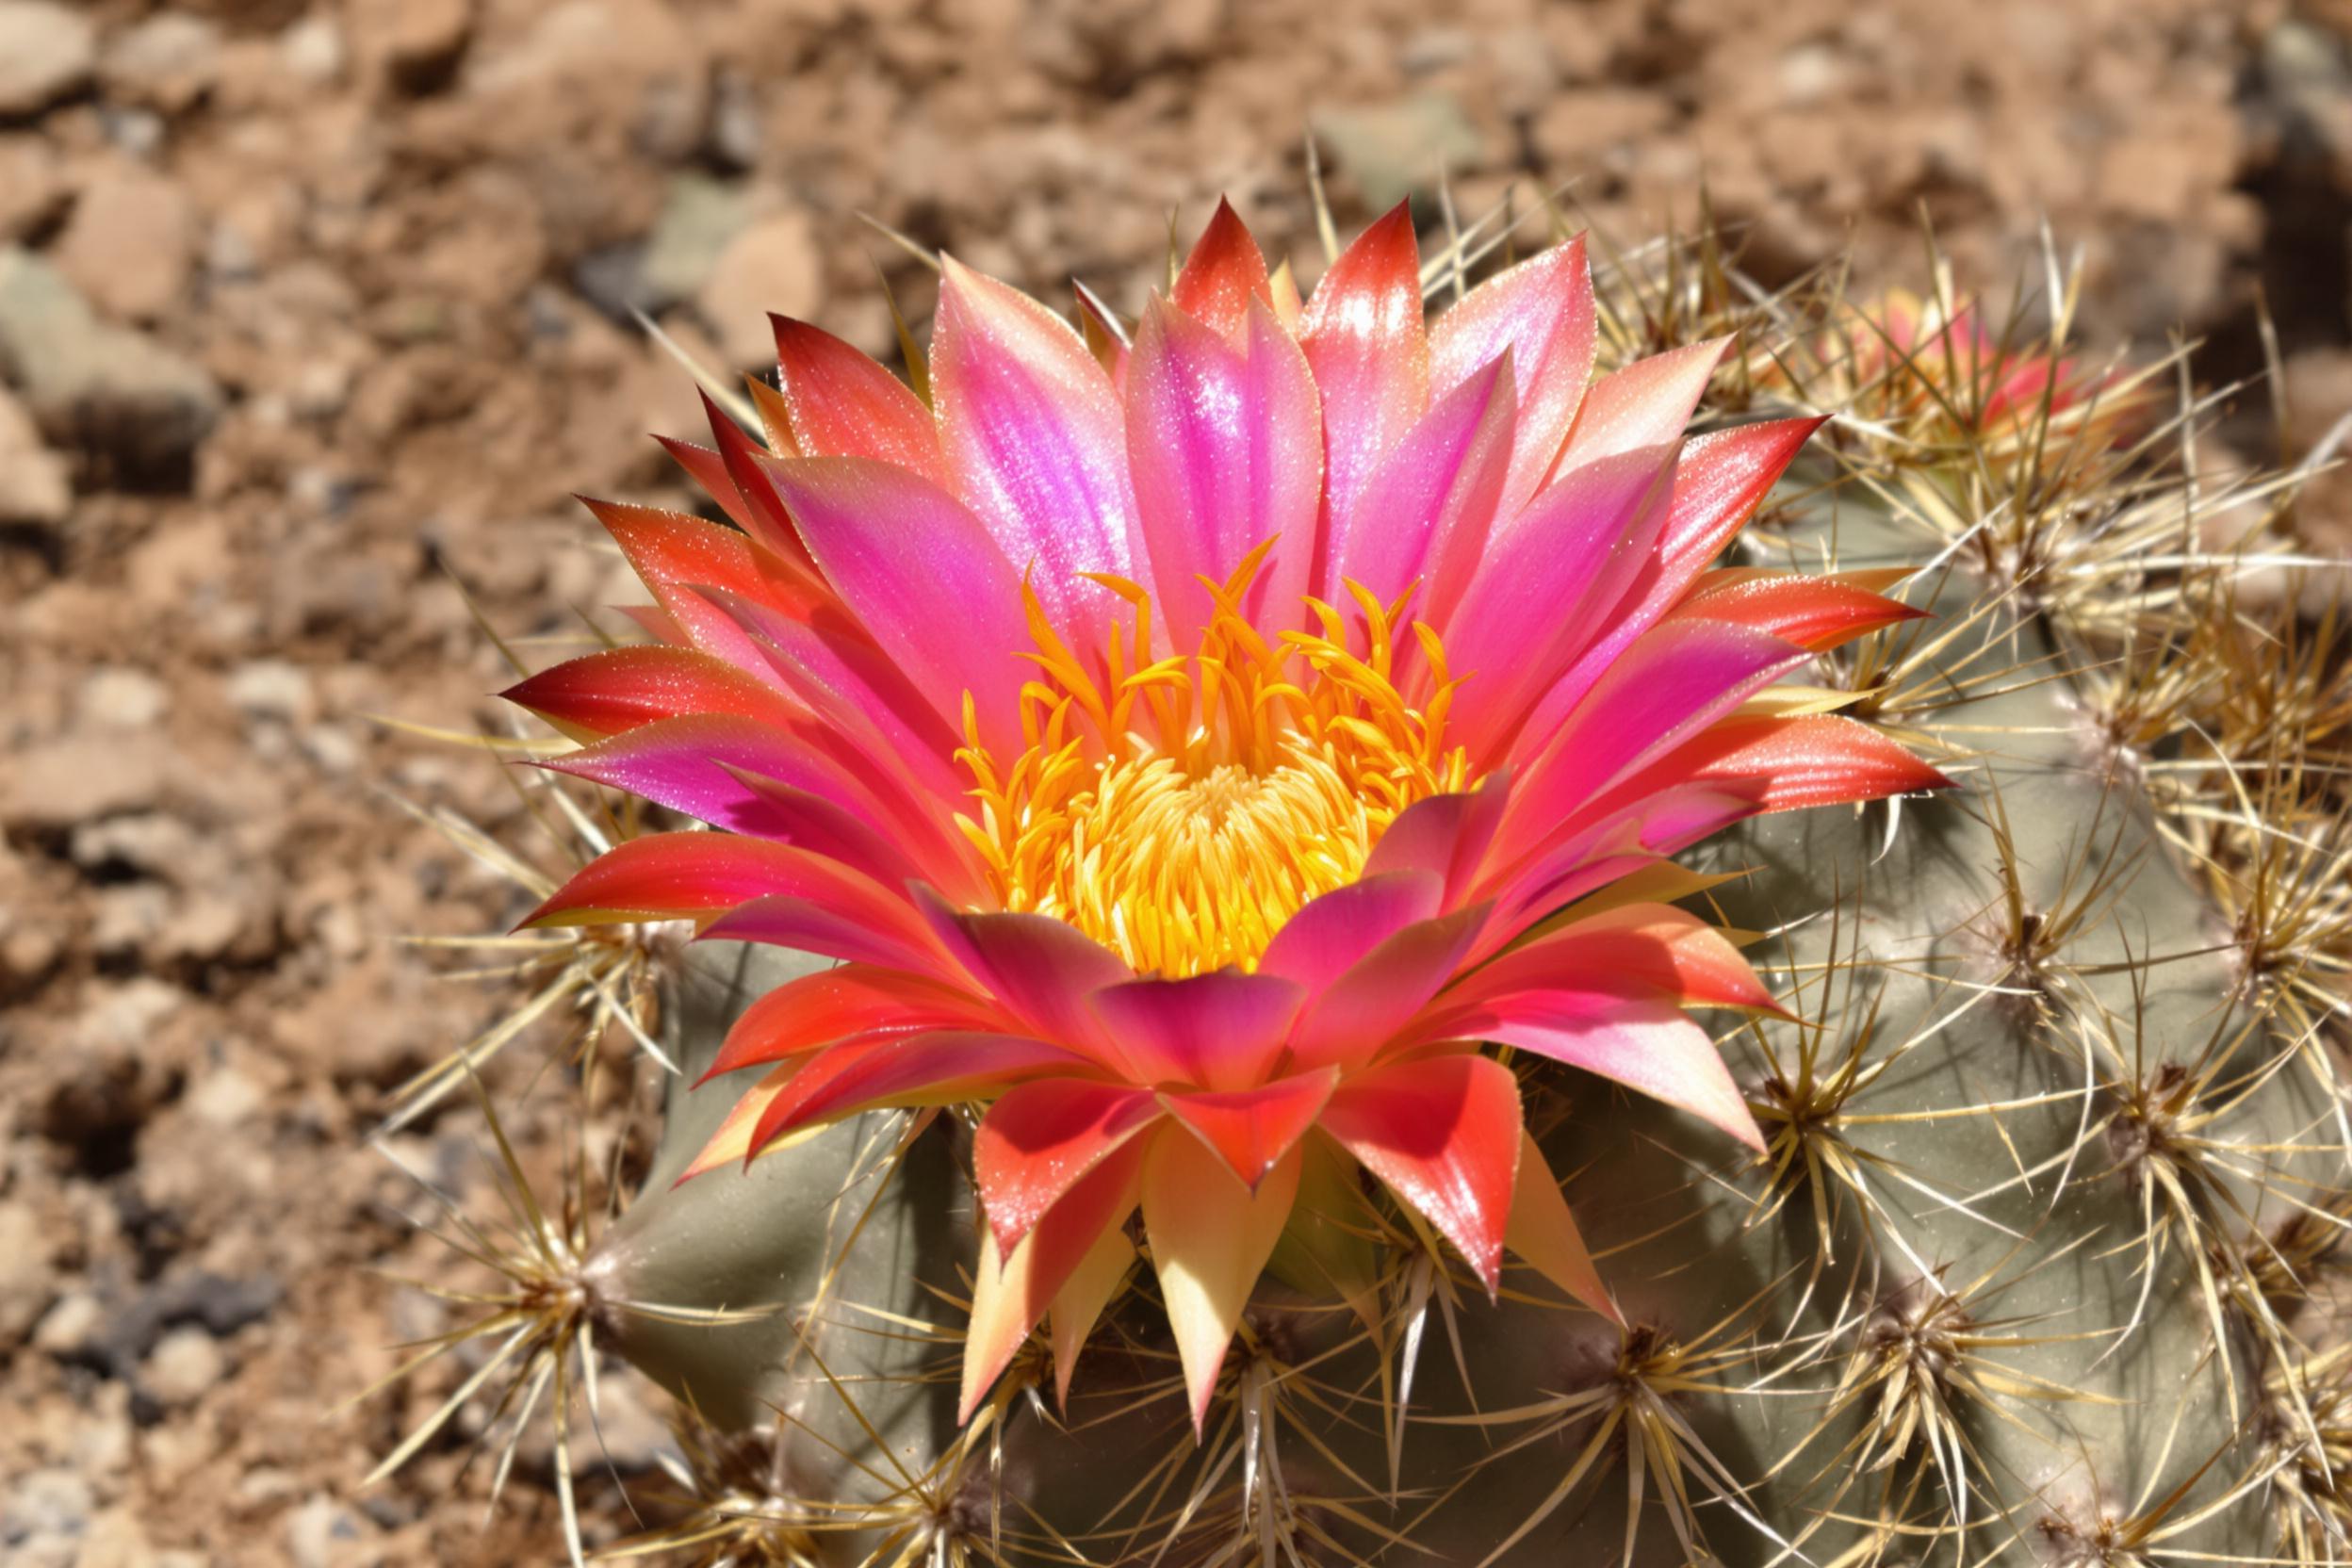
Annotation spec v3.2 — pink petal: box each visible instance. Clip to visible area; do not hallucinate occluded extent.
[501,645,804,743]
[1555,338,1726,472]
[1328,351,1517,619]
[918,902,1135,1070]
[1440,442,1679,760]
[542,712,902,841]
[961,1136,1148,1422]
[714,765,931,893]
[704,966,1002,1080]
[1286,903,1490,1073]
[1171,198,1272,337]
[1511,416,1825,753]
[1088,970,1307,1091]
[701,894,960,975]
[701,391,823,569]
[1499,622,1807,870]
[750,1031,1100,1152]
[1452,904,1780,1017]
[1256,870,1443,994]
[974,1079,1164,1256]
[761,455,1031,755]
[1318,1053,1524,1291]
[1298,204,1428,594]
[1429,236,1598,520]
[932,257,1142,656]
[1462,993,1763,1152]
[1124,297,1322,648]
[1363,775,1511,908]
[772,318,947,486]
[1158,1069,1339,1189]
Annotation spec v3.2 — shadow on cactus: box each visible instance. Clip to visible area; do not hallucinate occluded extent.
[370,186,2352,1567]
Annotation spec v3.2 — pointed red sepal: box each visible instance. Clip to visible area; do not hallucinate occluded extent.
[770,316,946,486]
[974,1079,1164,1259]
[1172,198,1272,337]
[521,832,817,927]
[1317,1053,1524,1293]
[745,1032,1097,1159]
[500,645,805,743]
[1623,714,1955,817]
[1671,569,1930,651]
[701,966,1001,1084]
[960,1135,1149,1424]
[1157,1069,1340,1191]
[1503,1133,1620,1322]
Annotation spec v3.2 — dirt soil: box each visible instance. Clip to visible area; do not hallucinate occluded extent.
[3,0,2350,1562]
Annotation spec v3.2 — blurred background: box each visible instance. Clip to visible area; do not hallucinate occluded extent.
[1,0,2348,1561]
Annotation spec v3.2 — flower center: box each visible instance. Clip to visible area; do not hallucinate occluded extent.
[956,546,1473,977]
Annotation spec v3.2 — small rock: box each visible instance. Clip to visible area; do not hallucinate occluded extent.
[0,1200,53,1346]
[0,383,69,530]
[139,1325,225,1408]
[0,1,96,118]
[697,206,824,368]
[101,13,221,113]
[1,732,166,828]
[638,174,752,314]
[0,248,221,483]
[225,659,317,726]
[286,1495,369,1568]
[71,812,195,878]
[76,667,169,731]
[1313,92,1485,212]
[279,13,345,85]
[31,1290,99,1357]
[1,1467,92,1551]
[0,135,64,239]
[53,168,200,323]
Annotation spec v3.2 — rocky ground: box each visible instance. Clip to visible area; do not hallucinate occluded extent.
[2,0,2349,1562]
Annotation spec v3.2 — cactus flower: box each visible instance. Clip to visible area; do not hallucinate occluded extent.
[514,202,1946,1430]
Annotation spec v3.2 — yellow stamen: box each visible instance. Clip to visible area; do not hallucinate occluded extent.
[956,549,1474,976]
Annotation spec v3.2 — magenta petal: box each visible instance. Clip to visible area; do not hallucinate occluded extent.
[1557,338,1728,471]
[1510,418,1824,758]
[703,895,959,975]
[1088,970,1307,1092]
[545,712,897,839]
[1287,903,1490,1073]
[1124,297,1322,649]
[933,257,1143,656]
[1329,351,1516,619]
[1465,993,1763,1152]
[1498,622,1808,873]
[1363,775,1511,907]
[919,901,1135,1069]
[1298,204,1429,596]
[715,765,927,892]
[759,1031,1100,1144]
[1429,236,1598,520]
[1159,1070,1339,1188]
[1440,442,1679,760]
[761,456,1030,757]
[1256,870,1443,994]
